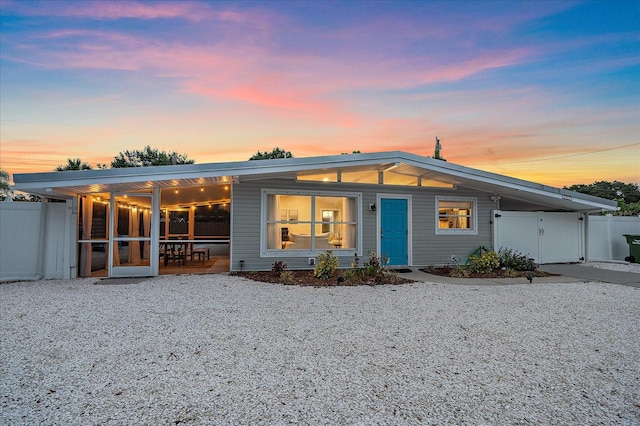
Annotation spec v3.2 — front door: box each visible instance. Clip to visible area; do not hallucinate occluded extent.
[380,198,408,266]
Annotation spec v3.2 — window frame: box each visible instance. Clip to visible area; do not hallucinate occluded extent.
[435,196,478,235]
[261,189,362,257]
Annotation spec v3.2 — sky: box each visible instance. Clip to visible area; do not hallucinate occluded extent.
[1,0,638,187]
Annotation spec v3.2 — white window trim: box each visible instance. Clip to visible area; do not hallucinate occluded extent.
[435,196,478,235]
[260,189,362,257]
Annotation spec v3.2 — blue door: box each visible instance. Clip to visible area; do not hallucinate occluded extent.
[380,198,408,266]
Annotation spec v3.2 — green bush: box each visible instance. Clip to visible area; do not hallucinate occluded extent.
[363,251,388,277]
[314,251,339,280]
[467,250,500,274]
[342,252,392,283]
[499,248,537,271]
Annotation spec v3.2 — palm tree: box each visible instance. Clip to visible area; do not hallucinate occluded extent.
[55,158,93,171]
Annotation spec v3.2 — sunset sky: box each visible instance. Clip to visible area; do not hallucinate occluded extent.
[1,0,638,187]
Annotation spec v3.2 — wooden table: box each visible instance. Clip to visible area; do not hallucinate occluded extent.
[159,241,192,266]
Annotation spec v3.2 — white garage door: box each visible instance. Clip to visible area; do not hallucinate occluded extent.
[493,211,584,264]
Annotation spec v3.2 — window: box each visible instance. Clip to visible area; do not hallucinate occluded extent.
[194,204,230,238]
[263,190,361,255]
[436,196,477,234]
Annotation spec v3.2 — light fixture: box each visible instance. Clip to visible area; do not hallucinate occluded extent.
[490,195,501,202]
[174,189,179,194]
[200,186,204,192]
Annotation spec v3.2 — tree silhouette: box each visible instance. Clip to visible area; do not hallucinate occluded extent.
[56,158,92,171]
[565,181,640,216]
[110,146,194,167]
[249,147,294,160]
[0,169,12,200]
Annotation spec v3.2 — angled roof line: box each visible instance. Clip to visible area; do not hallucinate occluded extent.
[12,150,617,211]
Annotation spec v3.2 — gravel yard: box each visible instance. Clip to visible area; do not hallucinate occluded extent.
[1,276,639,425]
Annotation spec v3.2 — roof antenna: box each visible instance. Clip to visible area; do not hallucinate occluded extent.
[433,136,446,161]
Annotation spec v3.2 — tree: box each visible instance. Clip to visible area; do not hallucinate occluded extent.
[249,147,294,160]
[11,193,42,202]
[56,158,92,171]
[110,146,195,168]
[565,181,640,216]
[0,169,12,201]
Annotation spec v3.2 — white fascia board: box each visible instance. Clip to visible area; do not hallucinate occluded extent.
[395,153,616,211]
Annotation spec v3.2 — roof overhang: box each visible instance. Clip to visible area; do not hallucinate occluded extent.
[12,151,617,212]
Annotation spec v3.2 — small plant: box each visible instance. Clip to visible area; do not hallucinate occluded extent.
[363,251,388,276]
[499,248,537,271]
[504,268,520,278]
[467,250,500,274]
[449,264,471,278]
[314,250,339,280]
[271,260,288,274]
[280,270,293,284]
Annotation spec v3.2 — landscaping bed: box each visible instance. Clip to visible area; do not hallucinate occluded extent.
[235,270,413,286]
[421,266,555,279]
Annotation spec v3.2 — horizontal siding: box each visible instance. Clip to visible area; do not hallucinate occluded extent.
[231,179,495,271]
[412,186,494,266]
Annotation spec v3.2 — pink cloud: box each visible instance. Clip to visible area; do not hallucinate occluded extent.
[420,48,534,84]
[3,1,214,22]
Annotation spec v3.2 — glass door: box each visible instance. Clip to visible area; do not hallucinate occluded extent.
[109,192,153,277]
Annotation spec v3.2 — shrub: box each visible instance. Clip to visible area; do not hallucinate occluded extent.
[467,250,500,274]
[271,260,287,274]
[343,252,391,283]
[280,270,293,284]
[499,248,537,271]
[314,251,339,280]
[449,264,471,278]
[363,251,388,277]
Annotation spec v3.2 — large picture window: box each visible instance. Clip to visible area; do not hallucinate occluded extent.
[263,190,360,255]
[436,196,477,234]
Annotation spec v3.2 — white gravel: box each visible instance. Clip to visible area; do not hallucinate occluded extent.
[582,261,640,273]
[1,275,639,425]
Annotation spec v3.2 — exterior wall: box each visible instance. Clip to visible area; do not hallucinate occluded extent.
[587,215,640,261]
[231,179,494,271]
[0,201,70,281]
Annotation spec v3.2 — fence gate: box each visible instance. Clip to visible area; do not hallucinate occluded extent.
[493,211,584,264]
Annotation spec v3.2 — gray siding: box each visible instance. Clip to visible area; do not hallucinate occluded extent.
[231,179,494,271]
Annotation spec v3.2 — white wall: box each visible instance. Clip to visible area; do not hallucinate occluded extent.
[0,201,71,282]
[587,215,640,261]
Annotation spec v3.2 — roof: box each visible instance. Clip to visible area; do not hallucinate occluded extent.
[12,151,617,212]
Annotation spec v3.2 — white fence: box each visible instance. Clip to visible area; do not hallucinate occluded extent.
[587,215,640,262]
[0,201,73,282]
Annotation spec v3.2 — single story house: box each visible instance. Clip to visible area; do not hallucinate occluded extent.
[9,151,616,279]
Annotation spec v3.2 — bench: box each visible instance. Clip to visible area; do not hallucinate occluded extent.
[190,248,209,263]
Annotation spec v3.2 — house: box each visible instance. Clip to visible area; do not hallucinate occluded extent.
[7,151,616,279]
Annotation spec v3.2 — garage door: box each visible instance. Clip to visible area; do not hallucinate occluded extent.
[493,211,584,264]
